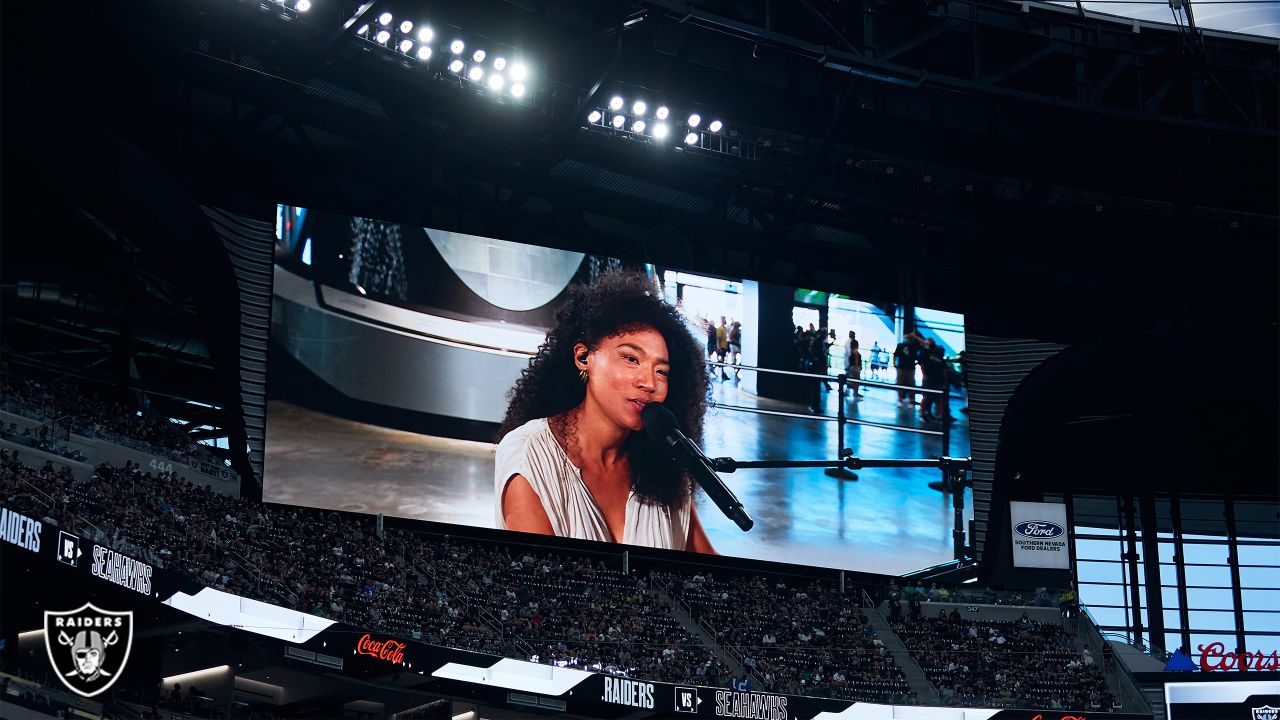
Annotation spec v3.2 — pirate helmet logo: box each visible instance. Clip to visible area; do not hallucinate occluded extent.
[44,603,133,697]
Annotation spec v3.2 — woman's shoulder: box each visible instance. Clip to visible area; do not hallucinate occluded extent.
[496,418,554,457]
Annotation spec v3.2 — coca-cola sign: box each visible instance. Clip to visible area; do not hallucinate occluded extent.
[356,633,407,665]
[1198,642,1280,672]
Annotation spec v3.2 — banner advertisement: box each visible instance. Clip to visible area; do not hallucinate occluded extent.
[1009,501,1070,569]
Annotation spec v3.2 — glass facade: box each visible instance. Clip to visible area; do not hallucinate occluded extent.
[1071,493,1280,664]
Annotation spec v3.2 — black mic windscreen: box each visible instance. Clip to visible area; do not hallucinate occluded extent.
[640,402,680,444]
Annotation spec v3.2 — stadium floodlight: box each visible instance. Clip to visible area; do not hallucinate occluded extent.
[655,106,669,120]
[587,110,603,124]
[487,74,504,91]
[417,46,432,61]
[493,57,507,71]
[375,29,391,44]
[448,59,464,73]
[472,49,486,63]
[399,39,413,53]
[708,120,723,133]
[631,120,646,133]
[653,123,669,139]
[608,96,624,111]
[450,39,465,54]
[417,27,433,43]
[511,83,526,98]
[378,11,393,26]
[687,113,701,127]
[295,0,311,11]
[509,63,528,81]
[399,20,413,34]
[356,24,369,35]
[684,132,699,145]
[468,66,484,82]
[632,100,647,116]
[611,114,626,129]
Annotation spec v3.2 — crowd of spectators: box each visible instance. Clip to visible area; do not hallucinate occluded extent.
[665,573,914,704]
[893,610,1115,710]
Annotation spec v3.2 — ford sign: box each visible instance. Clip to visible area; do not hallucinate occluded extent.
[1015,521,1065,539]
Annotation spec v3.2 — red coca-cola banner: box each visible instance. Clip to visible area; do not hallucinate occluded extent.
[356,633,407,665]
[1198,642,1280,672]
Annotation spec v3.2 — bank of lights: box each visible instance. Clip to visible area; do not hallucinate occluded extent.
[353,13,533,103]
[588,94,725,146]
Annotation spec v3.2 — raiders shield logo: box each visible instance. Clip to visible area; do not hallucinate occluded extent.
[1253,705,1280,720]
[44,603,133,697]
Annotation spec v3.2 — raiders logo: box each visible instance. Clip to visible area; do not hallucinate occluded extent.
[1253,705,1280,720]
[44,603,133,697]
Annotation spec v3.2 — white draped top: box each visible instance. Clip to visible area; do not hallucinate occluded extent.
[494,418,690,550]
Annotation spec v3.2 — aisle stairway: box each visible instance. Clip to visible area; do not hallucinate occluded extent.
[648,580,748,681]
[862,601,940,705]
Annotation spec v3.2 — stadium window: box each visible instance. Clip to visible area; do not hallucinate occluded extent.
[1086,605,1130,630]
[1240,564,1280,589]
[1245,611,1280,634]
[1186,587,1237,609]
[1075,537,1124,562]
[1078,582,1128,607]
[1187,609,1237,631]
[1183,564,1234,587]
[1243,589,1280,609]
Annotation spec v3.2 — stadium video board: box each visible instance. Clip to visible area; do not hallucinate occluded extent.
[264,206,967,574]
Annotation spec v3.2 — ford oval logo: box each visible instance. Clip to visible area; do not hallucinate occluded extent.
[1015,521,1065,538]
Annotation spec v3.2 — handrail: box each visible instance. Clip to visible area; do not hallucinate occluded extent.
[1078,605,1155,715]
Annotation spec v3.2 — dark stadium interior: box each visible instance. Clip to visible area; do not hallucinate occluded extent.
[2,0,1278,718]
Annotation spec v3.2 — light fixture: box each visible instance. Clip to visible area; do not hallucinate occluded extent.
[468,66,484,82]
[708,120,723,133]
[488,74,504,91]
[378,12,393,26]
[687,113,701,128]
[655,106,669,120]
[493,57,507,71]
[631,120,646,133]
[375,29,391,44]
[587,110,603,124]
[611,115,626,129]
[399,39,413,53]
[511,83,526,98]
[399,20,413,34]
[684,132,699,145]
[417,46,432,61]
[448,59,464,73]
[653,123,669,139]
[510,63,528,81]
[450,39,465,54]
[417,27,433,43]
[609,96,624,111]
[295,0,311,11]
[356,24,369,35]
[472,49,486,63]
[632,101,647,116]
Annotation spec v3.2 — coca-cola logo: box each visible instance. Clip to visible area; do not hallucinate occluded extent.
[356,633,407,665]
[1198,642,1280,672]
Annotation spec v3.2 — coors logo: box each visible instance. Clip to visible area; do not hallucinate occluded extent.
[44,603,133,697]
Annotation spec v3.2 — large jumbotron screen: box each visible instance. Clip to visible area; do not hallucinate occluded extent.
[264,206,968,574]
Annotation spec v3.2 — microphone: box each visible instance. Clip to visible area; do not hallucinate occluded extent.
[641,402,754,532]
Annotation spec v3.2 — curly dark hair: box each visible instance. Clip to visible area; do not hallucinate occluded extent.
[498,270,710,510]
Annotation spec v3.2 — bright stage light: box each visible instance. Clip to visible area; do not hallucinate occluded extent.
[295,0,311,11]
[609,96,624,111]
[375,30,390,44]
[417,46,432,61]
[399,20,413,34]
[509,63,528,81]
[611,115,626,129]
[588,110,603,124]
[493,57,506,71]
[378,12,393,26]
[684,132,699,145]
[418,27,433,43]
[708,120,723,133]
[450,40,465,54]
[511,83,526,98]
[449,59,464,73]
[632,101,647,116]
[653,123,669,139]
[655,106,669,120]
[399,39,413,53]
[687,113,701,127]
[468,66,484,82]
[631,120,645,133]
[472,49,486,63]
[356,24,369,35]
[488,74,504,90]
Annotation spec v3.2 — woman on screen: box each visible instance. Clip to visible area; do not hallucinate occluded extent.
[495,271,716,553]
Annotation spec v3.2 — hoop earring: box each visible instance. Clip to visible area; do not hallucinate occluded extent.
[579,369,589,384]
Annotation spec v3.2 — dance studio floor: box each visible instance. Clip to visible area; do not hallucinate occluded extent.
[263,378,971,576]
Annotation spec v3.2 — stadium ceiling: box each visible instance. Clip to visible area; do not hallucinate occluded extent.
[1,0,1276,340]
